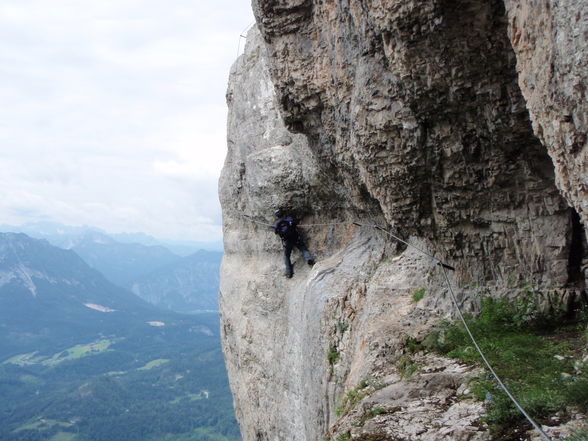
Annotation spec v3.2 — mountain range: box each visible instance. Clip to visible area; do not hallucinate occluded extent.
[0,232,239,441]
[0,232,157,356]
[66,230,182,287]
[0,221,223,255]
[0,222,223,314]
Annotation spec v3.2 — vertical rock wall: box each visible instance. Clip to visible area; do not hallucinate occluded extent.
[504,0,587,225]
[220,1,587,440]
[250,0,577,287]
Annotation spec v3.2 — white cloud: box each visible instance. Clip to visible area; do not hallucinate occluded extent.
[0,0,255,242]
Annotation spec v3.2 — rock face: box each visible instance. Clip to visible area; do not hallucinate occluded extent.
[503,0,588,225]
[219,2,587,441]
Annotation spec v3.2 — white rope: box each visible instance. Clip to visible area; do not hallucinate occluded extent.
[297,222,350,227]
[439,265,552,441]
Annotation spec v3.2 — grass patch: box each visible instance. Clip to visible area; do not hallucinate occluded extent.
[3,352,44,366]
[105,370,127,376]
[336,378,386,417]
[396,354,420,378]
[170,391,209,404]
[423,295,588,436]
[367,407,387,417]
[328,346,340,366]
[411,287,426,303]
[50,432,77,441]
[42,339,115,366]
[564,427,588,441]
[355,406,396,427]
[382,254,402,265]
[19,374,43,384]
[354,435,396,441]
[137,358,170,371]
[15,418,72,433]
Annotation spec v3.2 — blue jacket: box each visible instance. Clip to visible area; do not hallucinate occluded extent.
[274,217,298,240]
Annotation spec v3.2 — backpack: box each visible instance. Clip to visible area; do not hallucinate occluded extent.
[274,217,298,240]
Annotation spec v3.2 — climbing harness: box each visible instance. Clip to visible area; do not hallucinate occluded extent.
[237,212,555,441]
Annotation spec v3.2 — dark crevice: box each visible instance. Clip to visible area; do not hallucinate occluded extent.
[568,208,586,289]
[255,431,268,441]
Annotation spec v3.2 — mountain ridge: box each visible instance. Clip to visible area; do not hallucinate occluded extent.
[0,225,223,314]
[0,232,167,357]
[0,221,223,255]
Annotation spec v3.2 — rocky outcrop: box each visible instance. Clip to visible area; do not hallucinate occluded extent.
[220,2,587,441]
[503,0,587,226]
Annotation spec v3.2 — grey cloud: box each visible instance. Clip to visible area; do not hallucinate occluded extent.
[0,0,254,242]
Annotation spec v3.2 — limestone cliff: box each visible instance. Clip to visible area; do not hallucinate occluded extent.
[219,2,587,440]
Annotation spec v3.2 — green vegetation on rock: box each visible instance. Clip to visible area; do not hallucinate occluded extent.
[564,427,588,441]
[422,295,588,437]
[396,354,420,378]
[0,315,240,441]
[411,287,425,303]
[137,358,170,370]
[335,378,386,417]
[328,346,340,365]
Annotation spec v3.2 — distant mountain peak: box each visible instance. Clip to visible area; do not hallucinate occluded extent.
[0,232,152,312]
[0,234,63,297]
[0,264,48,297]
[78,230,116,245]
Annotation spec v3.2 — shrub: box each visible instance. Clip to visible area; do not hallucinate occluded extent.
[396,354,419,378]
[411,288,426,303]
[565,427,588,441]
[425,294,588,434]
[565,375,588,412]
[336,378,385,417]
[336,322,349,333]
[328,346,340,366]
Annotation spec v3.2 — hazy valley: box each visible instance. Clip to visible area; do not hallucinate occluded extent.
[0,230,237,441]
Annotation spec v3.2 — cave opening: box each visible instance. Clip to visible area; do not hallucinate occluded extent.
[568,208,586,292]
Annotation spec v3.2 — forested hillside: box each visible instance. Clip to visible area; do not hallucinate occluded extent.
[0,233,239,441]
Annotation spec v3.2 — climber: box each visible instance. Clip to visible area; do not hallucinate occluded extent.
[273,209,315,278]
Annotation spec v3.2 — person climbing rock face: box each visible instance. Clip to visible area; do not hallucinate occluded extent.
[273,209,315,278]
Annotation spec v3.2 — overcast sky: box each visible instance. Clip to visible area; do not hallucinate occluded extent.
[0,0,255,242]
